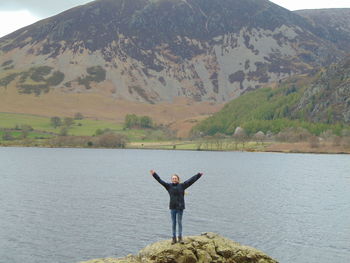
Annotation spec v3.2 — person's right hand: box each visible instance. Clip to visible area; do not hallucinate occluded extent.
[150,170,155,175]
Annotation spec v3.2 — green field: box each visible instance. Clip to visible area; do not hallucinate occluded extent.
[0,112,151,141]
[0,130,52,139]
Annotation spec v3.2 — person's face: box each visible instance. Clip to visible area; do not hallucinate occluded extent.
[171,175,179,184]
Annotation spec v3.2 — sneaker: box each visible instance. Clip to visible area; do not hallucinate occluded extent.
[171,237,177,244]
[178,236,184,244]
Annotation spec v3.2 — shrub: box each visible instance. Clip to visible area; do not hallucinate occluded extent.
[59,127,69,136]
[46,71,65,86]
[2,131,14,141]
[276,127,312,142]
[78,66,106,89]
[30,66,52,82]
[17,84,49,96]
[86,66,106,82]
[74,112,84,120]
[63,117,74,127]
[96,133,128,148]
[21,124,34,131]
[309,136,320,148]
[1,60,13,67]
[50,117,62,128]
[0,73,19,87]
[50,136,92,147]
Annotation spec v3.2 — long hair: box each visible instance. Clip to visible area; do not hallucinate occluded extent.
[173,174,188,195]
[173,174,180,182]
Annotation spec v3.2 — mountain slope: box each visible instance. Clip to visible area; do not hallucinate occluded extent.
[295,8,350,52]
[193,56,350,135]
[0,0,346,106]
[296,56,350,123]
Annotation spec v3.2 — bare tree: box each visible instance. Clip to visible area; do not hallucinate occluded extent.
[233,127,248,149]
[96,133,128,148]
[50,116,62,128]
[63,117,75,127]
[254,131,265,145]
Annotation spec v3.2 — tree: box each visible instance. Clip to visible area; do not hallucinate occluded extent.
[21,130,30,139]
[213,133,225,150]
[233,127,248,149]
[124,114,139,128]
[50,117,62,128]
[124,114,154,129]
[254,131,265,145]
[21,124,33,131]
[59,127,69,136]
[74,112,84,120]
[95,129,104,136]
[140,116,153,128]
[2,131,13,141]
[63,117,74,127]
[20,125,33,139]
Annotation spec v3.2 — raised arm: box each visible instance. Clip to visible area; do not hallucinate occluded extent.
[150,170,169,190]
[182,173,203,189]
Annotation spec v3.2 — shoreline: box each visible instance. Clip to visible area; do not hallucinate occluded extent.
[0,142,349,155]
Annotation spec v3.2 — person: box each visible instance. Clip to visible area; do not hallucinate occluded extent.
[150,169,203,244]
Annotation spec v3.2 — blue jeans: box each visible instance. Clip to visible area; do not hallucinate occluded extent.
[170,209,183,238]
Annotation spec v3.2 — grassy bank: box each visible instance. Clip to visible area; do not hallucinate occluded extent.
[2,138,349,154]
[0,112,159,141]
[1,112,349,154]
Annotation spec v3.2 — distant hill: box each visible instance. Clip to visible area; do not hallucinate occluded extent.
[193,56,350,136]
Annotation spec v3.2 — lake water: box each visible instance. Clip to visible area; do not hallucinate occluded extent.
[0,147,349,263]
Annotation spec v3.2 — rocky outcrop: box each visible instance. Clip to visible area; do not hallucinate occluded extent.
[296,56,350,123]
[80,232,278,263]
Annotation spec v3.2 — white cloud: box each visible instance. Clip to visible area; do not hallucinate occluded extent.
[0,10,40,37]
[270,0,350,11]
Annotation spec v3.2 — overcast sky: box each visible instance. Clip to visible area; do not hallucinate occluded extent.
[1,0,350,37]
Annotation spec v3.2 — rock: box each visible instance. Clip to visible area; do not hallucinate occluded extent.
[80,232,278,263]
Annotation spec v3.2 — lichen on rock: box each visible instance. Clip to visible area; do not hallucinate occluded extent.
[80,232,278,263]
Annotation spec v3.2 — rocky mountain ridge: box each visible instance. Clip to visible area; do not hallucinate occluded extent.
[297,55,350,123]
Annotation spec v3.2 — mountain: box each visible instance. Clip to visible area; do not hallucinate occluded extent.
[193,55,350,136]
[295,8,350,52]
[1,1,350,136]
[0,0,348,105]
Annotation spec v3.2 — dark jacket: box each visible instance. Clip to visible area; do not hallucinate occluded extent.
[152,172,202,210]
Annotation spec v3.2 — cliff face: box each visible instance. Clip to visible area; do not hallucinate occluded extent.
[296,56,350,123]
[80,232,278,263]
[0,0,346,104]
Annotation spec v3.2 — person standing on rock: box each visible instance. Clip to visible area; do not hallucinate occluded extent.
[150,170,203,244]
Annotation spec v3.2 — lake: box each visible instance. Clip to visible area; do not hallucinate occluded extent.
[0,147,349,263]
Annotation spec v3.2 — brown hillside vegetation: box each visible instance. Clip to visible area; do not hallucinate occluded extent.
[0,83,223,137]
